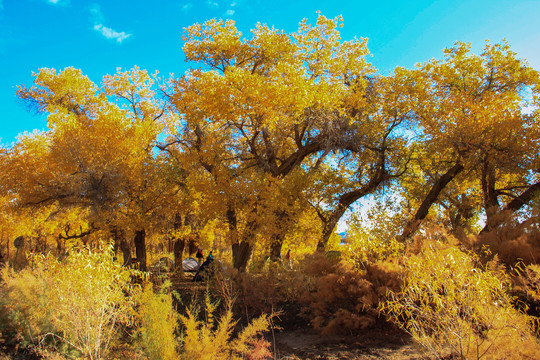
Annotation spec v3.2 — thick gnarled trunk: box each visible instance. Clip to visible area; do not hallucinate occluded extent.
[227,206,254,272]
[317,210,345,251]
[232,241,253,272]
[480,180,540,234]
[398,163,464,242]
[134,229,147,271]
[269,235,284,262]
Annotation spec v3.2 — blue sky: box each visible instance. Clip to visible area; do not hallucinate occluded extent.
[1,0,539,145]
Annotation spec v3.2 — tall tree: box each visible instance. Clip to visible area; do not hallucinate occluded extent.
[398,41,540,241]
[169,15,377,268]
[1,67,171,269]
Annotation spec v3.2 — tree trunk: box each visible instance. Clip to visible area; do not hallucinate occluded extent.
[120,239,132,267]
[113,240,119,259]
[317,205,349,251]
[480,180,540,234]
[56,237,64,253]
[232,241,253,272]
[173,238,186,274]
[481,160,500,224]
[269,235,284,262]
[398,163,464,242]
[269,210,288,261]
[317,217,339,251]
[134,229,147,271]
[110,227,123,262]
[227,206,254,271]
[315,163,391,251]
[188,237,197,255]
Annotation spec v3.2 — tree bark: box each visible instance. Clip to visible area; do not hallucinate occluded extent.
[134,229,147,271]
[398,163,464,242]
[269,235,284,262]
[315,179,384,251]
[120,239,132,267]
[481,160,500,223]
[56,237,64,253]
[227,206,255,271]
[110,226,123,262]
[268,210,288,261]
[173,238,186,274]
[232,241,253,271]
[316,207,348,251]
[480,180,540,234]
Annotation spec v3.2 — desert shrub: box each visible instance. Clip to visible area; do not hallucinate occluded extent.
[474,213,540,266]
[0,265,57,345]
[294,250,403,335]
[511,263,540,333]
[382,243,540,359]
[206,254,312,323]
[136,281,179,360]
[224,251,403,335]
[364,261,404,297]
[179,292,271,360]
[299,257,401,335]
[0,242,139,359]
[341,233,405,268]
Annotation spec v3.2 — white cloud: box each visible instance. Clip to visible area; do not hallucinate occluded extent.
[94,24,132,43]
[89,4,131,44]
[206,0,219,9]
[225,9,235,16]
[182,3,193,11]
[45,0,70,6]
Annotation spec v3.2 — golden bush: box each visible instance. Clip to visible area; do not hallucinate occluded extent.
[0,265,56,345]
[300,260,380,335]
[1,242,139,359]
[179,293,271,360]
[136,282,179,360]
[382,243,540,359]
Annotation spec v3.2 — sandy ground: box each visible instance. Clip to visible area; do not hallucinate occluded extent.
[271,326,428,360]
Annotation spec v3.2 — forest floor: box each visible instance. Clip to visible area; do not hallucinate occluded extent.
[172,272,432,360]
[0,271,432,360]
[271,326,427,360]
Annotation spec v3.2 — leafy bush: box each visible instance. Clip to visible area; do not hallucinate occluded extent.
[136,282,179,360]
[342,232,405,268]
[0,265,56,345]
[511,263,540,334]
[299,254,403,335]
[227,251,403,336]
[179,293,271,360]
[382,243,540,359]
[1,242,139,359]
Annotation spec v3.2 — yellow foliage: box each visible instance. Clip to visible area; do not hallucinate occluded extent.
[342,230,405,268]
[136,282,179,360]
[179,293,271,360]
[0,265,56,343]
[382,243,540,359]
[1,242,139,359]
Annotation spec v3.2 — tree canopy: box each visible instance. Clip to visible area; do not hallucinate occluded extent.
[1,15,539,271]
